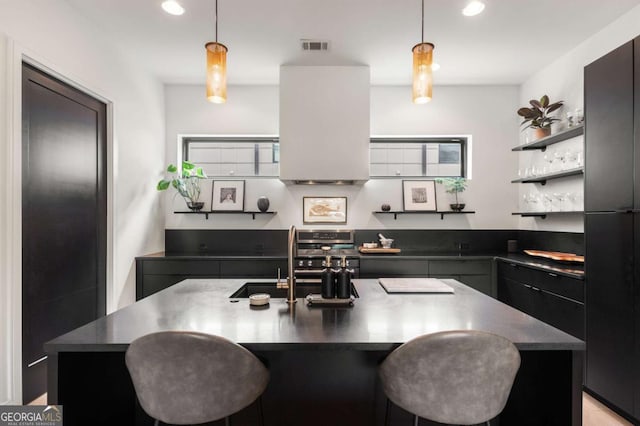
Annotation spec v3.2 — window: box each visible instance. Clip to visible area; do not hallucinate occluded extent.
[369,137,468,177]
[182,136,279,177]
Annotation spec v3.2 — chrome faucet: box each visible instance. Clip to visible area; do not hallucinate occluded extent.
[277,225,297,303]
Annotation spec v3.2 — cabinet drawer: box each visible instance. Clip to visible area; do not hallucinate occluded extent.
[497,261,583,302]
[360,259,428,278]
[499,277,584,340]
[220,259,287,278]
[140,275,191,299]
[429,260,491,275]
[431,274,493,297]
[142,260,220,275]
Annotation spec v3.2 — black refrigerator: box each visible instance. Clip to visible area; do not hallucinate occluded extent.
[584,35,640,421]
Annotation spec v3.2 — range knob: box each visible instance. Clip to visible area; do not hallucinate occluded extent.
[307,260,313,266]
[298,260,304,267]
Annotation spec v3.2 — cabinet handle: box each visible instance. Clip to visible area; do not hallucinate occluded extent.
[523,284,532,289]
[531,286,541,292]
[508,263,518,268]
[548,272,558,277]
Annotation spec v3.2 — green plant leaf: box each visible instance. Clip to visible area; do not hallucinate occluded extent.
[546,102,563,113]
[540,95,549,107]
[167,164,178,173]
[157,180,171,191]
[517,107,534,117]
[182,161,195,170]
[195,167,206,178]
[529,99,542,109]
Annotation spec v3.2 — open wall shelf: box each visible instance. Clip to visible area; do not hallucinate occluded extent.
[511,168,583,185]
[373,211,476,220]
[174,211,277,220]
[512,125,584,152]
[512,211,583,219]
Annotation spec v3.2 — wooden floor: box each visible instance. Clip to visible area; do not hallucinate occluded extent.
[28,392,633,425]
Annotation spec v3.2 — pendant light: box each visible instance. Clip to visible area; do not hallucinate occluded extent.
[412,0,435,104]
[205,0,227,103]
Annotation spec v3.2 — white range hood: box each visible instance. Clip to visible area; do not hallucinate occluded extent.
[279,65,370,184]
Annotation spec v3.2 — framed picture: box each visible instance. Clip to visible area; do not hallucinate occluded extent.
[402,180,437,211]
[303,197,347,224]
[211,180,245,211]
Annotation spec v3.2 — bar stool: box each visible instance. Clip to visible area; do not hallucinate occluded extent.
[379,330,520,426]
[125,331,269,426]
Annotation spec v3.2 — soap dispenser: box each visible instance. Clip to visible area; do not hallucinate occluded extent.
[321,255,336,298]
[336,256,351,299]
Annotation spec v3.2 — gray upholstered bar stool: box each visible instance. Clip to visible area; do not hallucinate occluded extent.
[379,330,521,426]
[125,331,269,426]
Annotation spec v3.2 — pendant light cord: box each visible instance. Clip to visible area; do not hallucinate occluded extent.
[421,0,424,44]
[215,0,218,43]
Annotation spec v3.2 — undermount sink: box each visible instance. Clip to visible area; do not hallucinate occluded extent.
[230,282,359,299]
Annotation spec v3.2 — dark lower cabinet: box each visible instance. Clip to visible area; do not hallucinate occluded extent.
[497,261,584,340]
[360,258,494,297]
[135,258,287,300]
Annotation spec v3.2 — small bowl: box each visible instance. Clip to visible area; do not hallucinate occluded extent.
[363,242,378,249]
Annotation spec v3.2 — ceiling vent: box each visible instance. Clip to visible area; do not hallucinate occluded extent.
[301,39,330,52]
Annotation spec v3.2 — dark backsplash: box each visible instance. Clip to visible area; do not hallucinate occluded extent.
[165,229,583,256]
[165,229,289,255]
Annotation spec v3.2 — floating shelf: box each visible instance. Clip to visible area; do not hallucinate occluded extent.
[174,211,277,220]
[511,168,583,185]
[511,125,584,152]
[511,211,583,219]
[373,211,476,220]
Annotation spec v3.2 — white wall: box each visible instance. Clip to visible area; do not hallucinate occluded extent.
[518,4,640,232]
[0,0,166,402]
[164,84,519,230]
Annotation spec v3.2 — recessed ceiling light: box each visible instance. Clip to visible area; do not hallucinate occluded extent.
[462,1,485,16]
[431,63,441,72]
[161,0,185,16]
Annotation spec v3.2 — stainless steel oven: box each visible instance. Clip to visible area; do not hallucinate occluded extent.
[295,229,359,282]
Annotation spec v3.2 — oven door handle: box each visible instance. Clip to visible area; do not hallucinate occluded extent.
[294,269,325,274]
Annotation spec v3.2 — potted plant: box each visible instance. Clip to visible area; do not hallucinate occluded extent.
[436,177,467,211]
[157,161,207,210]
[517,95,564,140]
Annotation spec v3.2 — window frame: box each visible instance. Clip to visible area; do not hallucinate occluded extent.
[180,134,280,178]
[369,135,469,178]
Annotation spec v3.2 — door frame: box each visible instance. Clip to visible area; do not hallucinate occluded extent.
[1,38,116,404]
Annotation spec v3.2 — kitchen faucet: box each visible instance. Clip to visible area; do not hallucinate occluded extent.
[277,225,297,303]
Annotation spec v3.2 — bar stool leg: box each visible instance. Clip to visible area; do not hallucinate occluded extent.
[153,420,159,426]
[224,416,230,426]
[257,396,265,426]
[413,414,418,426]
[384,398,391,426]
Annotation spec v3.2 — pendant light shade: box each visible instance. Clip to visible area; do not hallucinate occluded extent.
[412,42,434,104]
[412,0,435,104]
[205,0,227,103]
[206,42,227,103]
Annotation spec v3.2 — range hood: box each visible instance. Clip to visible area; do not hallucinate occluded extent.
[279,65,370,184]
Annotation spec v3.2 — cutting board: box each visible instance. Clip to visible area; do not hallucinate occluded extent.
[524,250,584,263]
[378,278,454,293]
[358,247,401,254]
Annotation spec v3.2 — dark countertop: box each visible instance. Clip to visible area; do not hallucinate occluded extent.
[45,278,584,354]
[495,254,584,280]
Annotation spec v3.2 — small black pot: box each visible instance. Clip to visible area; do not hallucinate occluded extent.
[187,202,205,211]
[450,203,465,212]
[381,204,391,212]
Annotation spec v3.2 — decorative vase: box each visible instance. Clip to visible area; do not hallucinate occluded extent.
[450,203,465,212]
[381,204,391,212]
[532,127,551,140]
[257,196,270,212]
[187,201,205,211]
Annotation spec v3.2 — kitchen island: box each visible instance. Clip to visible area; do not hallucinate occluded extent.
[45,278,584,426]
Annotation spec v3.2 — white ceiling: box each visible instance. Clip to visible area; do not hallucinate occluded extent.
[65,0,640,86]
